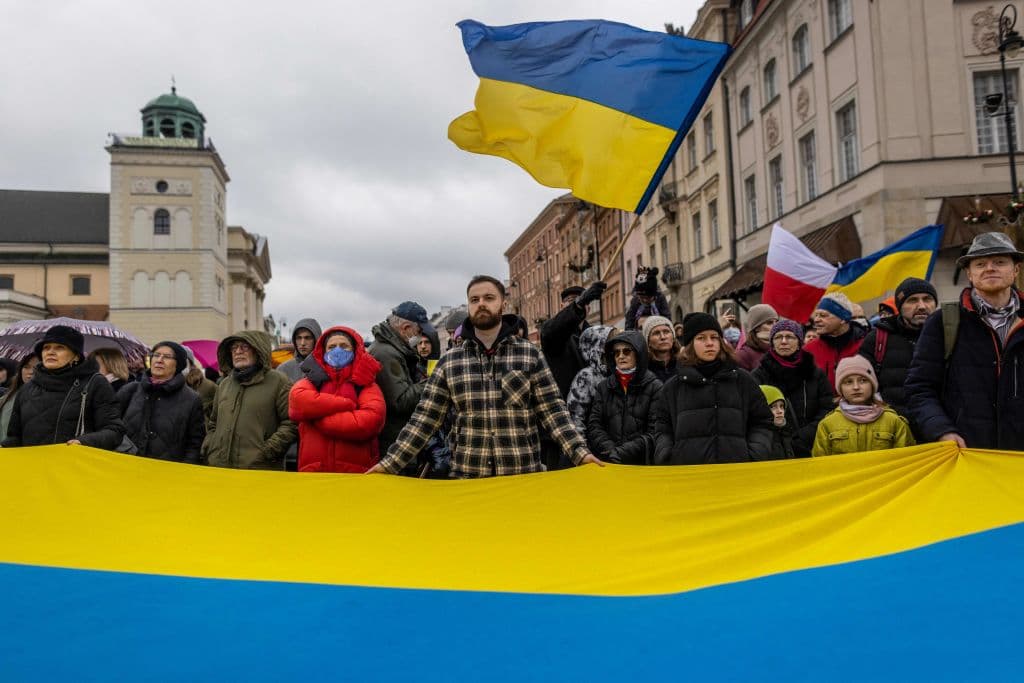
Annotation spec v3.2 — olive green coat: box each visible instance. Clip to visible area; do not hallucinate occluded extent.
[812,407,915,457]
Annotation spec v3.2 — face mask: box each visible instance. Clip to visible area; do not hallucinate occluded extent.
[407,334,423,349]
[325,347,354,369]
[617,366,637,375]
[724,328,741,345]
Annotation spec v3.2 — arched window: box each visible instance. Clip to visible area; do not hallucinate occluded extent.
[739,86,752,127]
[159,118,175,137]
[181,122,195,139]
[763,59,778,102]
[792,25,811,73]
[154,209,171,235]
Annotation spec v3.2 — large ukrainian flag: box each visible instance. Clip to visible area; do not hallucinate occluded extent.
[448,20,731,213]
[3,444,1024,679]
[829,224,944,302]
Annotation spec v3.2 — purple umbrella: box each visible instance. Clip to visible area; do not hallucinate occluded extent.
[0,317,150,368]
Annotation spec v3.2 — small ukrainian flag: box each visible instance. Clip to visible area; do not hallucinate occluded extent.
[829,224,945,302]
[448,19,731,213]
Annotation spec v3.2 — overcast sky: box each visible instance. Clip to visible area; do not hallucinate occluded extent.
[0,0,703,339]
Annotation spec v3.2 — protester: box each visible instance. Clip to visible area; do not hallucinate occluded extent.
[803,327,819,344]
[812,356,914,456]
[369,275,601,477]
[735,303,779,371]
[0,358,15,395]
[804,292,867,391]
[652,312,774,464]
[202,331,296,469]
[2,326,125,449]
[512,315,530,339]
[0,353,36,439]
[751,319,833,457]
[369,301,434,469]
[643,315,678,383]
[540,282,607,398]
[445,310,468,350]
[184,348,218,421]
[288,326,386,473]
[566,325,615,432]
[850,303,871,333]
[586,330,662,464]
[277,318,322,383]
[117,341,205,463]
[90,347,131,393]
[673,322,685,346]
[906,231,1024,449]
[878,296,897,319]
[858,277,937,429]
[760,385,797,460]
[624,267,670,330]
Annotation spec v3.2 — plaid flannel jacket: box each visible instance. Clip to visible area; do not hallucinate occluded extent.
[378,331,587,477]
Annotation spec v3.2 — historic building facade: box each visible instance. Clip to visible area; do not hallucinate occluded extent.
[0,88,272,345]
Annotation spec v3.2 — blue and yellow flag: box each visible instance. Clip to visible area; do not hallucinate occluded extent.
[829,224,944,302]
[3,444,1024,679]
[447,20,731,213]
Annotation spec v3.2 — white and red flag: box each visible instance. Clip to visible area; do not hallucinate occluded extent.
[762,223,838,323]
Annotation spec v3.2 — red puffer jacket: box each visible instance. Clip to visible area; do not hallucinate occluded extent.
[804,326,867,394]
[288,326,386,473]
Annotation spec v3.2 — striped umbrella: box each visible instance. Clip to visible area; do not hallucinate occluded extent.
[0,317,150,368]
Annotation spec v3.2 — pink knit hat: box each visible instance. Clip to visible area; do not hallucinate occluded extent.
[834,355,878,394]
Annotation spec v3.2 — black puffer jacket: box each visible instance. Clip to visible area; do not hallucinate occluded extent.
[858,315,921,418]
[586,331,662,464]
[652,360,774,465]
[2,358,124,449]
[752,352,833,457]
[118,373,206,463]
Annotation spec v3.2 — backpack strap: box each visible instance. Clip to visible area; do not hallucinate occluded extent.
[941,302,960,362]
[873,328,889,365]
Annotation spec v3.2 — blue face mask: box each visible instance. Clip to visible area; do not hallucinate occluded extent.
[325,347,354,369]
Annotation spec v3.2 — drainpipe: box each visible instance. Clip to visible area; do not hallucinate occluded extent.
[720,8,739,314]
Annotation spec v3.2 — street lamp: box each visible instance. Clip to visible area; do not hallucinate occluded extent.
[999,4,1024,195]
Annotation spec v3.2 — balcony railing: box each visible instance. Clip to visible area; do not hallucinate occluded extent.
[662,262,688,286]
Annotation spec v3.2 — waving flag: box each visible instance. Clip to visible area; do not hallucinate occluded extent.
[829,224,944,302]
[3,445,1024,679]
[762,223,838,322]
[447,19,731,213]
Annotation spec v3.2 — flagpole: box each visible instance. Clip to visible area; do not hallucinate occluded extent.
[601,213,642,278]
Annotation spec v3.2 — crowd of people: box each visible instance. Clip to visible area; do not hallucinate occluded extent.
[1,230,1022,476]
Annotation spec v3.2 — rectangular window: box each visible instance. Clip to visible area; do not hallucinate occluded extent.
[836,101,859,182]
[71,275,91,296]
[769,156,784,220]
[739,87,752,127]
[626,259,633,288]
[709,200,720,250]
[0,275,12,290]
[703,112,715,156]
[828,0,852,40]
[793,25,810,73]
[744,175,758,234]
[650,243,657,266]
[660,236,669,266]
[763,60,777,102]
[687,133,697,171]
[693,211,703,258]
[799,132,818,201]
[739,0,754,28]
[975,70,1020,154]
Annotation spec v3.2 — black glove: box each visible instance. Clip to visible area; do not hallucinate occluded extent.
[576,281,607,308]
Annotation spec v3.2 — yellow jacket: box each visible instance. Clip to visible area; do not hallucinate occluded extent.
[812,407,915,456]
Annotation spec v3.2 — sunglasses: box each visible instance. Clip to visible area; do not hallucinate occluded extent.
[613,348,635,357]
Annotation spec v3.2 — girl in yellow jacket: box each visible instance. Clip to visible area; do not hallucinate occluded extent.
[812,355,915,456]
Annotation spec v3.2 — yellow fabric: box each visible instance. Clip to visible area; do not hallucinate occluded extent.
[827,250,935,303]
[448,78,676,212]
[2,444,1024,596]
[271,348,293,369]
[812,408,915,456]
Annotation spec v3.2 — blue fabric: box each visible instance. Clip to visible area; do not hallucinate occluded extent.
[3,521,1024,680]
[324,347,354,369]
[817,297,853,322]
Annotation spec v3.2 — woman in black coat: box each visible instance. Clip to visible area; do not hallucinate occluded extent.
[586,330,662,464]
[2,326,124,449]
[652,313,774,465]
[751,319,833,457]
[117,341,205,464]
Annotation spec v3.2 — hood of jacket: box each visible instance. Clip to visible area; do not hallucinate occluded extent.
[603,329,649,378]
[217,329,273,375]
[291,318,323,360]
[579,325,614,373]
[301,325,381,388]
[462,313,521,352]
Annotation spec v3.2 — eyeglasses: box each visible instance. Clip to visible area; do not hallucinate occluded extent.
[230,342,253,353]
[613,348,635,357]
[149,352,176,361]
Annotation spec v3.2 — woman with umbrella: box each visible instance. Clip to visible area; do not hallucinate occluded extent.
[2,326,124,449]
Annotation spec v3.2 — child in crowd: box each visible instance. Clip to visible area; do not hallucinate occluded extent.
[812,356,914,456]
[760,385,796,459]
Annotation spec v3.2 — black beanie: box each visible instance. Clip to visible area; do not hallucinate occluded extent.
[152,341,188,375]
[894,277,938,309]
[34,325,85,359]
[681,312,723,347]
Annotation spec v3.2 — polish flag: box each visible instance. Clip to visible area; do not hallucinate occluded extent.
[762,223,838,324]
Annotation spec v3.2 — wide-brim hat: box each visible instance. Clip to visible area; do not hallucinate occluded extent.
[956,231,1024,269]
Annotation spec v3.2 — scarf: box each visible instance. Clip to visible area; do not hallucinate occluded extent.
[838,396,885,424]
[233,364,261,384]
[971,289,1020,344]
[696,359,723,379]
[615,367,635,393]
[768,348,803,368]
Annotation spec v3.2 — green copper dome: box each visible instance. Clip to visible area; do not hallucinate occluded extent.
[141,86,206,142]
